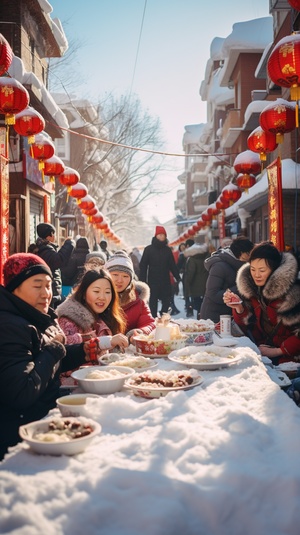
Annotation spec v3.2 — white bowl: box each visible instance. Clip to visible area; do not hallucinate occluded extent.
[19,416,101,456]
[56,393,100,417]
[71,365,135,394]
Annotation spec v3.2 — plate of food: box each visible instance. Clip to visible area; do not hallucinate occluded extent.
[99,353,158,371]
[124,368,203,398]
[132,334,187,357]
[175,318,215,333]
[168,344,241,370]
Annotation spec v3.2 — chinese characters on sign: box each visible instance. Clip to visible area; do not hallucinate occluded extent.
[267,157,284,251]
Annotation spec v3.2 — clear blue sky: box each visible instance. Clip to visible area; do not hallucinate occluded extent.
[48,0,270,219]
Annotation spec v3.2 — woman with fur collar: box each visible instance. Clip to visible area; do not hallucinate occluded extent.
[224,242,300,363]
[56,269,128,384]
[105,251,156,343]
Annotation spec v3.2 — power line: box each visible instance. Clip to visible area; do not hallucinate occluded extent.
[129,0,148,95]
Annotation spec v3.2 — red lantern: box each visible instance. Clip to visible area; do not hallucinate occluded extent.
[78,195,96,211]
[268,34,300,101]
[68,182,88,200]
[91,212,104,225]
[187,228,195,236]
[14,107,45,144]
[288,0,300,8]
[43,155,65,181]
[58,167,80,192]
[207,202,219,219]
[201,210,212,225]
[220,184,242,205]
[0,35,13,76]
[233,150,261,175]
[30,133,55,170]
[247,126,278,162]
[216,195,230,211]
[82,206,98,217]
[0,77,29,124]
[236,173,256,192]
[259,98,296,144]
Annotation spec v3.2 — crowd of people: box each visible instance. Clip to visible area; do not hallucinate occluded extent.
[1,222,300,460]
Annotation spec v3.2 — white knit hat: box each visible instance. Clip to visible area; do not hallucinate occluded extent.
[105,251,134,281]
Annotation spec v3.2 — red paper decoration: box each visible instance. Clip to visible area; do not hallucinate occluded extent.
[268,33,300,101]
[43,155,65,181]
[0,34,13,76]
[259,98,296,144]
[236,173,256,192]
[233,150,261,175]
[58,167,80,191]
[68,182,88,200]
[0,77,29,124]
[78,195,96,211]
[288,0,300,8]
[221,183,242,205]
[247,126,278,161]
[14,107,45,144]
[30,133,55,170]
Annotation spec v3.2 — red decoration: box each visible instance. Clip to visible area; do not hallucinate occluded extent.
[68,182,88,200]
[216,195,230,211]
[30,133,55,169]
[91,212,104,225]
[0,77,29,124]
[82,206,98,217]
[221,183,242,205]
[268,34,300,101]
[78,195,96,211]
[236,173,256,192]
[247,126,278,162]
[233,150,261,175]
[0,35,13,76]
[259,99,296,144]
[43,155,65,181]
[201,210,212,225]
[288,0,300,8]
[14,107,45,144]
[206,202,219,219]
[58,167,80,191]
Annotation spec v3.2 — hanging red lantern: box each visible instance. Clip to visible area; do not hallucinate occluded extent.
[207,202,219,219]
[220,184,242,205]
[247,126,278,162]
[43,155,65,182]
[0,34,13,76]
[187,228,195,236]
[68,182,88,200]
[216,195,230,211]
[14,107,45,144]
[267,33,300,124]
[201,210,212,225]
[236,173,256,192]
[233,150,261,175]
[288,0,300,8]
[58,167,80,192]
[78,195,96,211]
[30,133,55,170]
[82,206,98,217]
[259,98,296,144]
[0,77,29,124]
[91,212,104,225]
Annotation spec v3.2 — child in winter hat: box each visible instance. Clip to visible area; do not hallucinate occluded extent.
[3,253,52,292]
[105,251,134,282]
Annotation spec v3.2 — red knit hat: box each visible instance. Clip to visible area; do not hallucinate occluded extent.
[3,253,52,292]
[155,225,167,237]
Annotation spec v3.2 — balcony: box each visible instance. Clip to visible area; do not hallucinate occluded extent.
[220,109,242,149]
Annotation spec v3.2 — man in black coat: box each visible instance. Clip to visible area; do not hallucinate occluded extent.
[139,226,181,318]
[35,223,74,308]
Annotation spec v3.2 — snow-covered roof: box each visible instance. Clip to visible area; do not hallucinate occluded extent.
[219,17,273,87]
[243,100,271,128]
[38,0,68,54]
[8,56,69,130]
[182,124,206,146]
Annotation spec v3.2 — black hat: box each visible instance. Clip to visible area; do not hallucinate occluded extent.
[37,223,55,239]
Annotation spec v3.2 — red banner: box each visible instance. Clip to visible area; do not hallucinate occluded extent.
[218,211,225,242]
[267,157,284,252]
[0,127,9,284]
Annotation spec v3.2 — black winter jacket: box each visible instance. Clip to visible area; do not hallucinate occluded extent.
[139,237,180,298]
[200,248,245,323]
[36,238,74,303]
[0,285,86,459]
[61,243,90,286]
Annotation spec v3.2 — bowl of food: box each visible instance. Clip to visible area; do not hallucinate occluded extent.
[132,334,187,356]
[99,353,157,371]
[19,416,101,456]
[175,319,214,345]
[56,393,100,417]
[71,365,135,394]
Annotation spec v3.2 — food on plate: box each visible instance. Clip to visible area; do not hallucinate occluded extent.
[85,368,128,380]
[176,318,214,333]
[100,354,154,369]
[169,345,236,364]
[127,368,199,388]
[33,418,94,442]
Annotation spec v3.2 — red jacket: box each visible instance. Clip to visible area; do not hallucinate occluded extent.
[121,281,155,337]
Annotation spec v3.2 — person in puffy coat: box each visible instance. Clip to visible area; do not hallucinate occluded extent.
[61,236,90,290]
[184,241,210,318]
[200,237,253,323]
[57,269,128,384]
[0,253,91,460]
[105,251,156,343]
[35,222,74,308]
[224,242,300,364]
[139,226,181,318]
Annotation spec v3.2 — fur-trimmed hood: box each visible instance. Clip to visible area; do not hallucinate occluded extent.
[237,252,300,327]
[56,296,95,331]
[134,280,150,302]
[184,243,208,258]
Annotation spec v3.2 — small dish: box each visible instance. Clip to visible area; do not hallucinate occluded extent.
[71,365,135,394]
[56,393,100,417]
